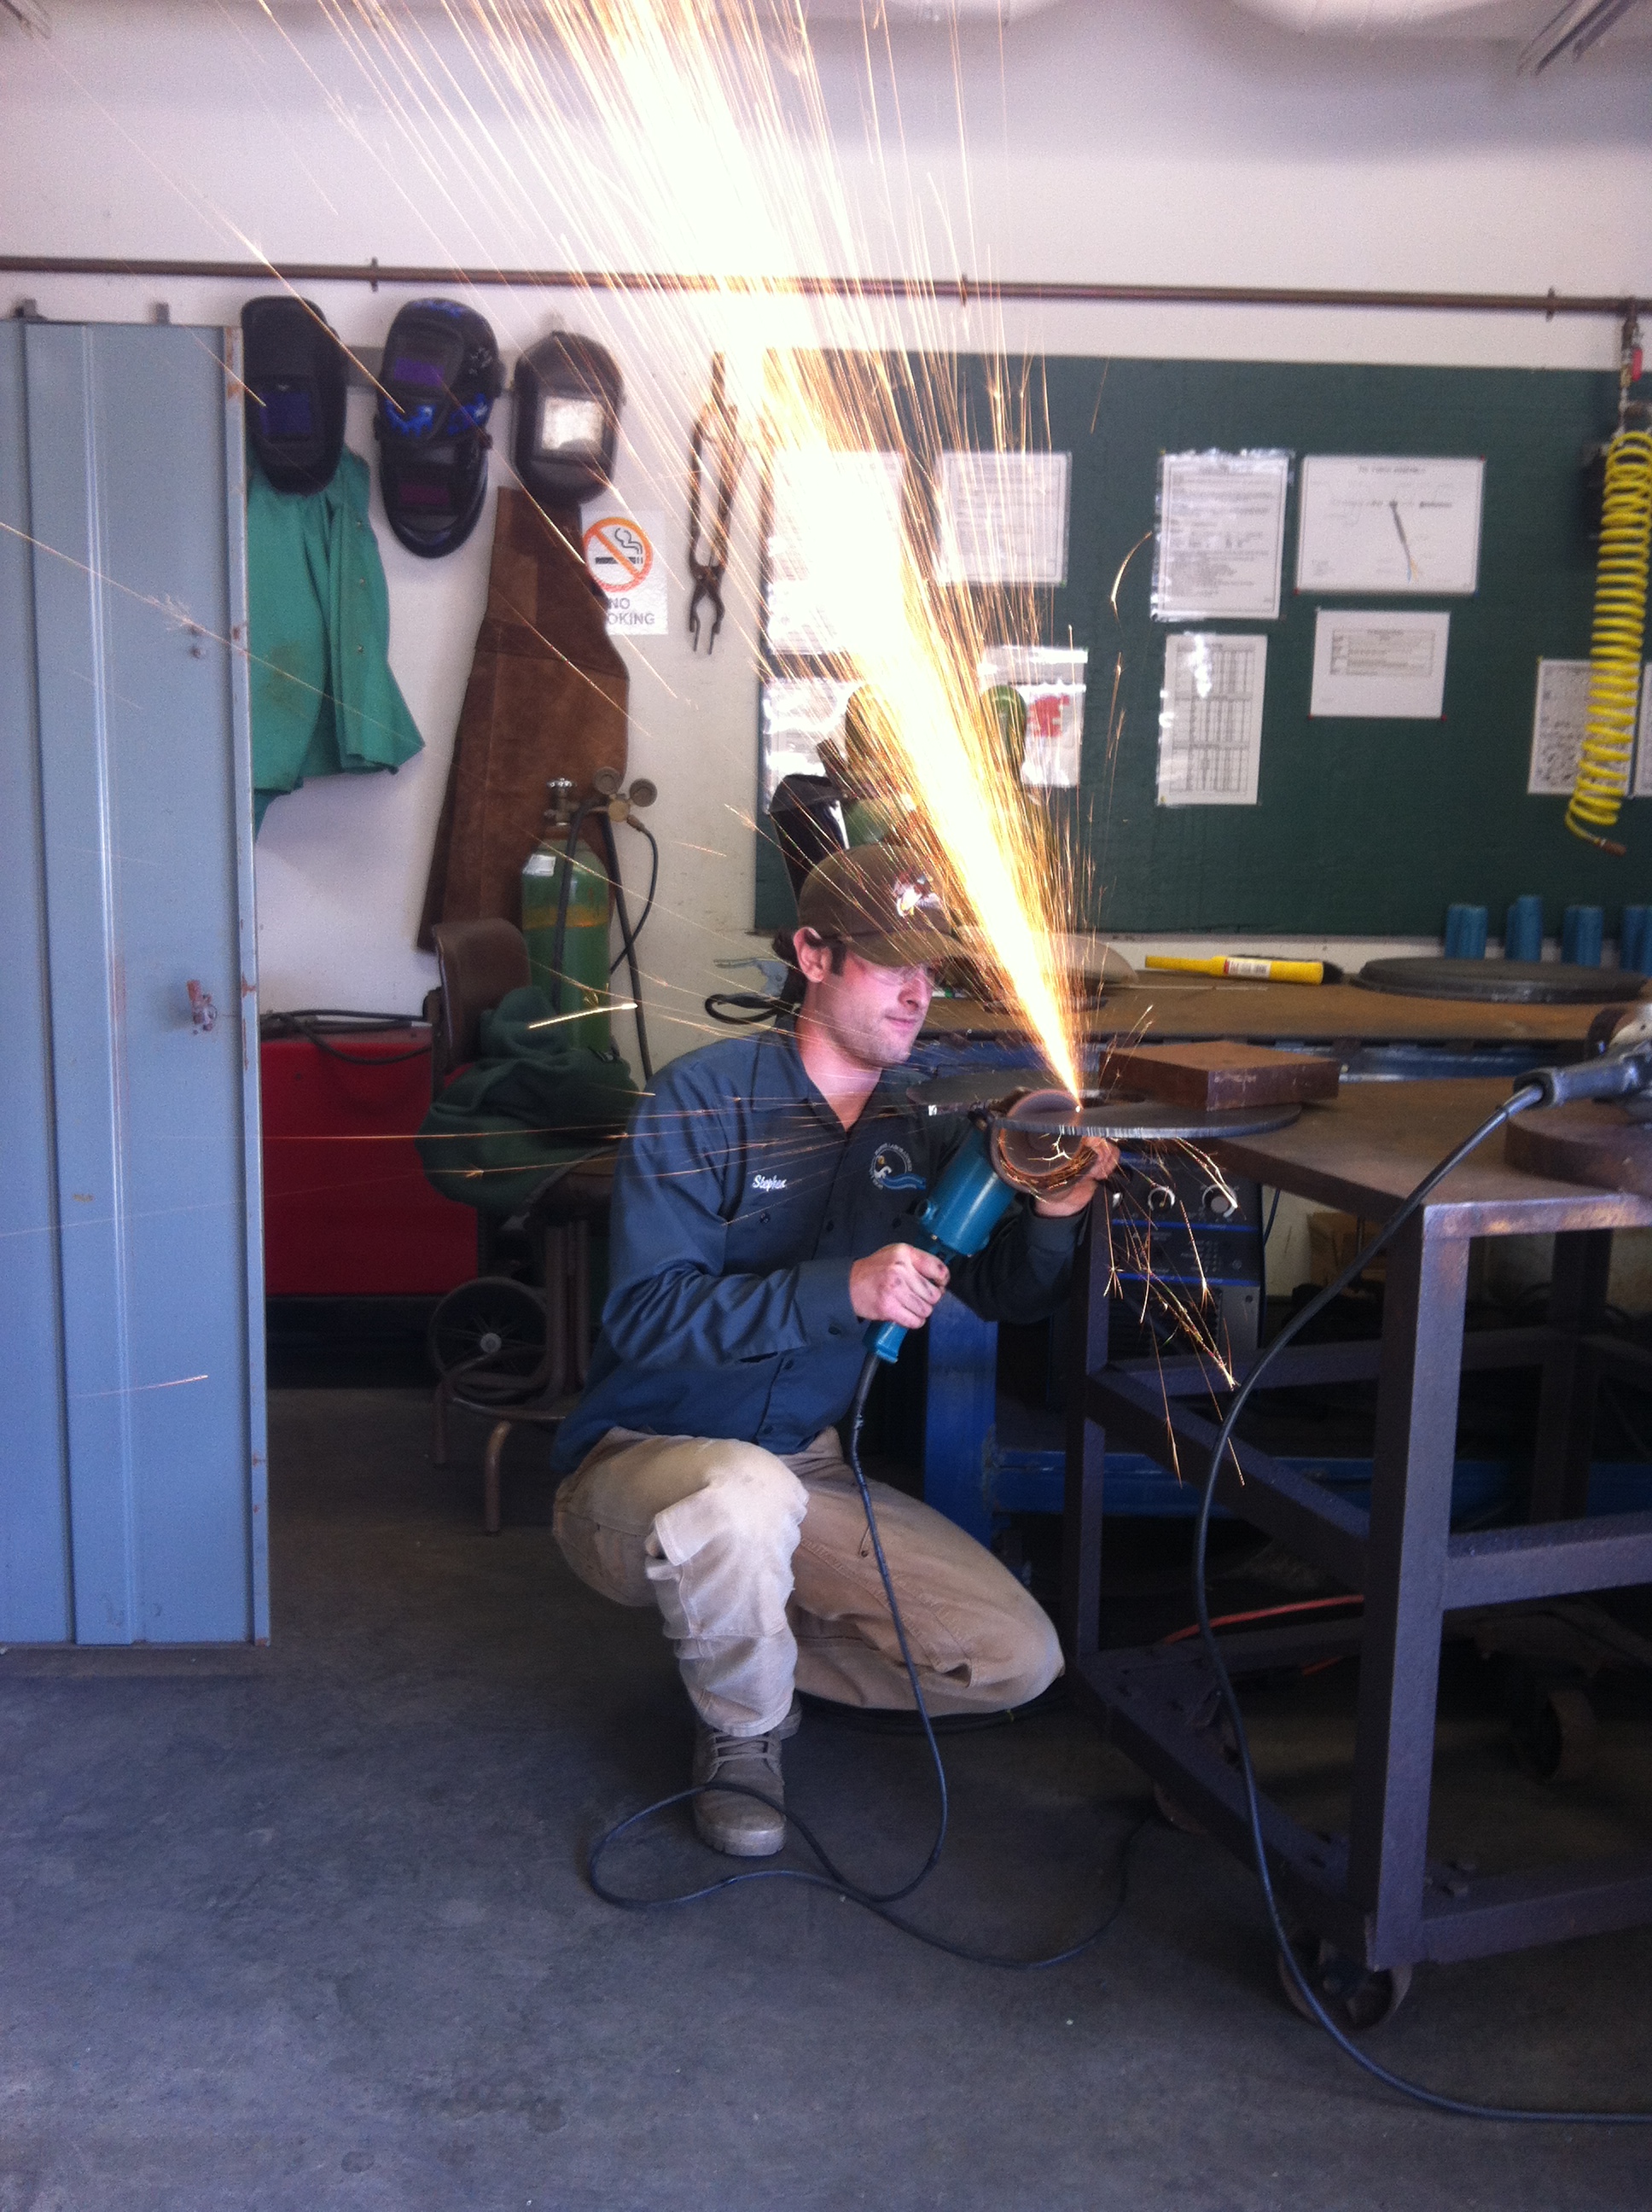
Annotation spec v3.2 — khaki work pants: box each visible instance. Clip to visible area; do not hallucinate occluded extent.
[553,1426,1063,1738]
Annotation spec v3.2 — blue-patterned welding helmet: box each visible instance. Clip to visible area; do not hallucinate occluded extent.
[374,299,502,558]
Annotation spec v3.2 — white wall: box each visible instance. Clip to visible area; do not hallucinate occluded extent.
[3,0,1650,1057]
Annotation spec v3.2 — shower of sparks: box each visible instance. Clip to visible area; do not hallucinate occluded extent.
[312,0,1085,1098]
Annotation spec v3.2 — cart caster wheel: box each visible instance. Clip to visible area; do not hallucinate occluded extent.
[1277,1935,1412,2033]
[1513,1684,1598,1784]
[1153,1780,1207,1837]
[427,1277,546,1394]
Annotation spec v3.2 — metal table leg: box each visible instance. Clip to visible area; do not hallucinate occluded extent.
[1347,1209,1469,1968]
[1062,1213,1109,1664]
[1532,1229,1613,1522]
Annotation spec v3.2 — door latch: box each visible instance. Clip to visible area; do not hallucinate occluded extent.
[187,980,218,1033]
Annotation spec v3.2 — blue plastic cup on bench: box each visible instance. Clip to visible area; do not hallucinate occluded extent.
[1445,904,1488,959]
[1562,905,1603,967]
[1621,905,1650,975]
[1504,894,1544,964]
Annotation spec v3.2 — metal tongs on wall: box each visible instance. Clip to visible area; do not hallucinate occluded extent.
[688,354,743,654]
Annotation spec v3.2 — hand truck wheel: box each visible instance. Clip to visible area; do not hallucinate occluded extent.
[426,1276,547,1397]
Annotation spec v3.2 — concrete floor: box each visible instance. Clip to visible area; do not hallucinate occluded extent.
[2,1385,1650,2211]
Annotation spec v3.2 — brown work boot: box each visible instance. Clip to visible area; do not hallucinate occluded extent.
[690,1699,800,1859]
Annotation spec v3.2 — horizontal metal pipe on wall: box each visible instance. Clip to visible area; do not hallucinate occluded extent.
[2,254,1644,320]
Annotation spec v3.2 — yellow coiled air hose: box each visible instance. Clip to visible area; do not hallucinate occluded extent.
[1567,426,1652,852]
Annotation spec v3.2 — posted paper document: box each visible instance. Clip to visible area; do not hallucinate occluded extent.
[978,643,1086,787]
[1528,659,1593,797]
[1157,633,1267,806]
[1152,450,1290,622]
[1531,659,1652,800]
[935,451,1070,585]
[1309,608,1450,719]
[1296,455,1484,596]
[766,449,905,656]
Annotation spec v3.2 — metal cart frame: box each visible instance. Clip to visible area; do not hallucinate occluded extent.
[1063,1080,1652,1973]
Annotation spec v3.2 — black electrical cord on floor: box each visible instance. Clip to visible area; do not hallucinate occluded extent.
[596,810,653,1082]
[588,1349,1150,1969]
[1190,1080,1651,2125]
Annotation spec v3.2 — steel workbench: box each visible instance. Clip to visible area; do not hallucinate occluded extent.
[913,981,1614,1541]
[1064,1079,1652,1973]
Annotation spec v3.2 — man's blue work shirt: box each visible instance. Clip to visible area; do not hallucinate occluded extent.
[552,1030,1083,1472]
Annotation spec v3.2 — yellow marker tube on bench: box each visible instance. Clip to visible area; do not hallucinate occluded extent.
[1144,954,1326,986]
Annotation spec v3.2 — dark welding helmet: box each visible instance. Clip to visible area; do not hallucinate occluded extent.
[512,332,623,506]
[241,296,348,496]
[373,299,503,559]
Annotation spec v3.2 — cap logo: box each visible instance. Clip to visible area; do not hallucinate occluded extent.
[893,876,939,919]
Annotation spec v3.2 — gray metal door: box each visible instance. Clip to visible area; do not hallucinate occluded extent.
[0,320,266,1644]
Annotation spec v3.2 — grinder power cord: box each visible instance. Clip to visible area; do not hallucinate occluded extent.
[591,1021,1652,2115]
[1190,1017,1652,2125]
[588,1340,1148,1971]
[589,1083,1136,1966]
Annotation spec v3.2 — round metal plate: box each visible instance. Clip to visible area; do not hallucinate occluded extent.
[907,1072,1302,1144]
[1504,1102,1652,1197]
[1354,957,1643,1006]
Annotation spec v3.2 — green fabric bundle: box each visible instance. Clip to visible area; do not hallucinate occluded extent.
[416,987,638,1219]
[247,447,423,831]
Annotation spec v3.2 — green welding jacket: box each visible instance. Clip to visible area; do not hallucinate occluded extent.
[247,446,423,833]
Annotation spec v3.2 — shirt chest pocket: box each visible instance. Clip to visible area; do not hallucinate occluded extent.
[724,1203,805,1274]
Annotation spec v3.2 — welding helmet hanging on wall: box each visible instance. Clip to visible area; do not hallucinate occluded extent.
[512,331,623,506]
[241,296,348,496]
[374,298,503,559]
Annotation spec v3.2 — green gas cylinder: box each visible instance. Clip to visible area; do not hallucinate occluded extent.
[521,779,612,1051]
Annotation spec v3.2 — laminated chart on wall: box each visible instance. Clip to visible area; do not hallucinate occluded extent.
[759,674,860,804]
[765,447,906,656]
[1156,633,1267,806]
[1296,456,1484,596]
[1309,609,1450,719]
[1634,671,1652,800]
[934,450,1070,585]
[1528,658,1593,795]
[977,643,1086,786]
[758,446,907,806]
[1151,450,1290,623]
[1531,657,1652,797]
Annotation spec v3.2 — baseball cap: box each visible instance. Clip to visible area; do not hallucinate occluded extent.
[794,845,957,969]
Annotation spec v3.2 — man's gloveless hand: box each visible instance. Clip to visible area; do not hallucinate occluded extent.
[848,1243,950,1331]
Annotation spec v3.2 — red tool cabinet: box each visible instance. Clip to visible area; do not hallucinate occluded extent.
[260,1029,478,1296]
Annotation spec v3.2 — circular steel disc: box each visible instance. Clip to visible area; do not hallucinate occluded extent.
[1355,957,1643,1006]
[907,1072,1301,1144]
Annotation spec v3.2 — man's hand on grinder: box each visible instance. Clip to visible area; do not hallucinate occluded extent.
[1031,1138,1120,1220]
[849,1244,950,1331]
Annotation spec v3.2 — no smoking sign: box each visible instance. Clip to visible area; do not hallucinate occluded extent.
[581,504,667,636]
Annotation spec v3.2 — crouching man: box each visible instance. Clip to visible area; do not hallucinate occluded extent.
[550,847,1114,1855]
